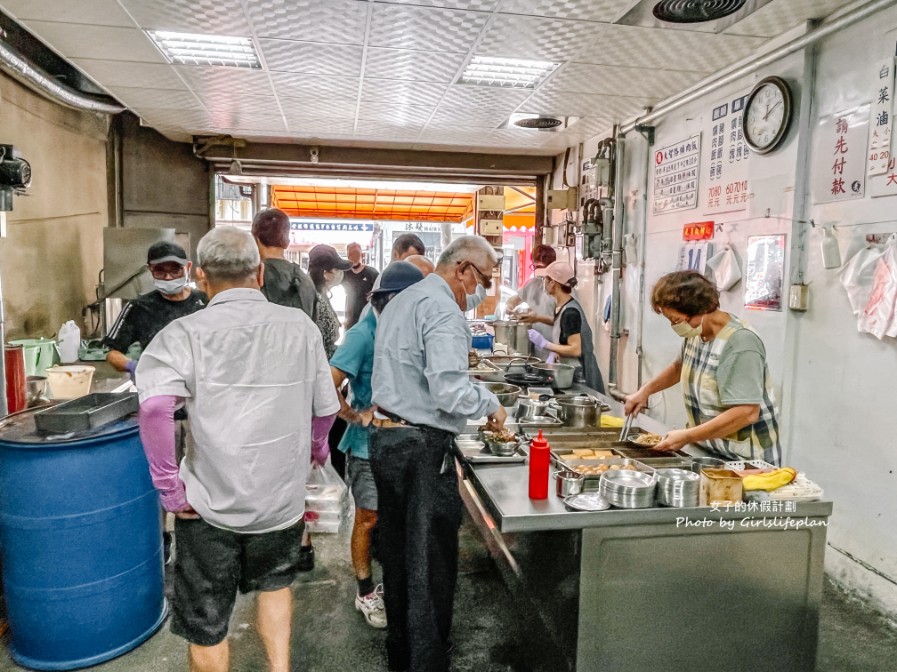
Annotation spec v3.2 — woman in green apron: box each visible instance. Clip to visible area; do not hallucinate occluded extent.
[526,261,605,393]
[624,271,781,465]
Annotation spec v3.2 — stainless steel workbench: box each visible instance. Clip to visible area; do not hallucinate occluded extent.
[459,389,833,672]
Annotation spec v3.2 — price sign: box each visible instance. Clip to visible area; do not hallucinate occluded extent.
[683,221,715,241]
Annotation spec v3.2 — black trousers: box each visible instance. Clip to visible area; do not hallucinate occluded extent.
[369,425,461,672]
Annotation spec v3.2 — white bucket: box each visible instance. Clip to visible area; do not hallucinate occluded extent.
[46,366,95,400]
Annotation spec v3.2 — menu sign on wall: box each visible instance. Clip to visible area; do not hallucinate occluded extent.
[702,91,751,215]
[653,135,701,215]
[812,105,869,203]
[867,58,894,178]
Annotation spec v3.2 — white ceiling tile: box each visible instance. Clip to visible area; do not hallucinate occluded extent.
[260,40,364,76]
[368,4,490,53]
[286,118,357,135]
[429,107,509,128]
[477,14,593,60]
[521,90,650,118]
[71,59,187,90]
[204,95,281,116]
[116,0,252,35]
[21,21,165,62]
[547,63,705,99]
[133,107,214,129]
[361,78,448,106]
[497,0,632,22]
[0,0,133,26]
[359,103,435,123]
[174,66,274,96]
[281,98,358,120]
[576,24,766,72]
[270,73,360,98]
[246,0,369,44]
[108,86,204,110]
[725,0,854,37]
[380,0,500,10]
[355,121,426,137]
[364,48,466,82]
[214,113,287,131]
[440,83,532,108]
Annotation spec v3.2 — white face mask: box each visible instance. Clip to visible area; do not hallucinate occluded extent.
[671,316,702,339]
[155,276,187,296]
[327,269,345,286]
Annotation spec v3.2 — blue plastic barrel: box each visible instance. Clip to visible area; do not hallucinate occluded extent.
[0,412,167,670]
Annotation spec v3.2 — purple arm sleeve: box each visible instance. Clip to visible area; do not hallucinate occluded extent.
[311,413,337,465]
[138,395,189,512]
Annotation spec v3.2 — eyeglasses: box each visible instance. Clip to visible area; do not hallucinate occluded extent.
[464,262,493,290]
[149,263,186,280]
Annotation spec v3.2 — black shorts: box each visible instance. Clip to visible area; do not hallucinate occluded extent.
[171,516,305,646]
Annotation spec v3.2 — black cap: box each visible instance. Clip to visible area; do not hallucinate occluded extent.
[147,241,188,266]
[371,261,424,296]
[308,244,353,271]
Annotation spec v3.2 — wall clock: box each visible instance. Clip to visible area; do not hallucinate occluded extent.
[742,76,793,155]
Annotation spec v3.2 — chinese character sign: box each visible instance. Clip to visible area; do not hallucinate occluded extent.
[744,234,786,312]
[867,58,895,178]
[653,135,702,214]
[702,91,751,215]
[813,105,870,204]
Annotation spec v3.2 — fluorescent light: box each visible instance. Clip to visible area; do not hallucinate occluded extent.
[459,56,559,89]
[147,31,260,68]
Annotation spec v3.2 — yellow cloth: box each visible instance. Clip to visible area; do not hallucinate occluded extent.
[601,415,624,428]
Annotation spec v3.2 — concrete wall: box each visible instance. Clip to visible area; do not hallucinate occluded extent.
[120,113,210,261]
[565,6,897,618]
[0,73,110,339]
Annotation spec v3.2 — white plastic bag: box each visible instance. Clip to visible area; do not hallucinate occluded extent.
[57,320,81,364]
[840,243,885,315]
[859,236,897,339]
[304,460,349,534]
[705,245,742,291]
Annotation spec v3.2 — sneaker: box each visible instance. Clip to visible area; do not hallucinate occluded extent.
[297,544,315,572]
[355,584,387,629]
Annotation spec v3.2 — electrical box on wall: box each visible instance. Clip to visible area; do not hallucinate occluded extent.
[789,284,809,311]
[581,157,611,203]
[477,194,505,211]
[479,219,503,236]
[547,187,577,211]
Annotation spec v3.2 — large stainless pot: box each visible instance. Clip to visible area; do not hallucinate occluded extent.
[478,382,522,407]
[552,395,603,428]
[492,320,531,356]
[514,396,553,422]
[529,362,575,390]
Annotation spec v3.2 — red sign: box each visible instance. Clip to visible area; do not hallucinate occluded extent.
[683,221,715,241]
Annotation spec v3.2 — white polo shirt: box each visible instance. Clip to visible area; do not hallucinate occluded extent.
[137,288,340,534]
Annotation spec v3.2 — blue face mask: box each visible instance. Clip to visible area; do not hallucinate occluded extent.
[466,283,487,310]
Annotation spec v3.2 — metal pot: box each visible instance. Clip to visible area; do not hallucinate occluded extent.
[492,320,531,356]
[554,470,584,497]
[529,362,575,390]
[514,397,553,422]
[478,382,522,407]
[486,355,541,376]
[552,395,603,428]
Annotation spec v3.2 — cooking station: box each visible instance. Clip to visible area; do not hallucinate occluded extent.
[457,388,833,672]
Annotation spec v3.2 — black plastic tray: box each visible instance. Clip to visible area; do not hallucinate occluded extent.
[34,393,139,433]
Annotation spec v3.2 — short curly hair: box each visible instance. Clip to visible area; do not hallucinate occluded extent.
[651,271,719,316]
[531,244,556,267]
[251,208,290,249]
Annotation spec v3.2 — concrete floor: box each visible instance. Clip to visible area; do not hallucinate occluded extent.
[0,512,894,672]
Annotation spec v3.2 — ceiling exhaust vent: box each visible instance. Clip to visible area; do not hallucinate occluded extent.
[652,0,747,23]
[514,116,563,130]
[506,113,579,132]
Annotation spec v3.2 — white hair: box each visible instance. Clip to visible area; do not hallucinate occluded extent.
[437,235,498,269]
[197,226,261,280]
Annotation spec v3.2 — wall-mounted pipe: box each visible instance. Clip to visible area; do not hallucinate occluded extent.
[0,39,124,115]
[607,134,626,390]
[620,0,893,135]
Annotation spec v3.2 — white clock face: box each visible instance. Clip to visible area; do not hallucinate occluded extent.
[745,82,787,150]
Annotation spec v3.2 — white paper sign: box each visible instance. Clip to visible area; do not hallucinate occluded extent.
[702,92,751,215]
[867,59,894,178]
[813,105,870,203]
[653,135,701,215]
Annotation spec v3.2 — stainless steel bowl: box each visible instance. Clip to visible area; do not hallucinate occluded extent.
[486,439,518,457]
[554,470,584,498]
[529,362,576,389]
[479,382,522,407]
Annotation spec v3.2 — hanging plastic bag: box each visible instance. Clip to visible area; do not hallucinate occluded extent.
[859,235,897,339]
[839,243,885,315]
[705,245,742,291]
[304,459,349,534]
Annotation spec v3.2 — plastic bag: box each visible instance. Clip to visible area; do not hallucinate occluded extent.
[858,236,897,339]
[840,243,885,315]
[304,459,349,534]
[705,245,742,291]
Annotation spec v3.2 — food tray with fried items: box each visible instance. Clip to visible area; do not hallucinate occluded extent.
[454,433,527,464]
[555,456,656,491]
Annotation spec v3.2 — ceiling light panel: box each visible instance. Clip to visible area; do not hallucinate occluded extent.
[496,0,635,22]
[477,15,596,61]
[459,56,559,89]
[260,40,364,76]
[148,31,261,68]
[245,0,368,44]
[368,4,490,53]
[365,49,467,83]
[119,0,251,35]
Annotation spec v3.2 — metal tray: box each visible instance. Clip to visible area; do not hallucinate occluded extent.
[34,392,139,433]
[454,438,527,464]
[555,456,655,491]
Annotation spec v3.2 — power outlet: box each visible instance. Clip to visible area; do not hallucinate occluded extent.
[789,284,809,311]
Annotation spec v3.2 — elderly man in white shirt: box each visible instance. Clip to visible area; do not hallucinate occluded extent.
[136,226,339,672]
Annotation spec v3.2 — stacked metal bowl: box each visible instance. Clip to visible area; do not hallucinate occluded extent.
[656,468,700,507]
[599,469,657,509]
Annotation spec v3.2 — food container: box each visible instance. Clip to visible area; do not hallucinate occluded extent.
[529,362,575,389]
[34,392,139,433]
[486,439,518,457]
[515,397,554,422]
[554,470,584,498]
[470,334,494,350]
[492,321,530,355]
[691,456,726,474]
[45,365,95,400]
[478,382,522,407]
[552,395,604,428]
[699,468,743,506]
[558,457,655,493]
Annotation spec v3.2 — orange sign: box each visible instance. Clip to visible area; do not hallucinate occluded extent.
[683,221,715,241]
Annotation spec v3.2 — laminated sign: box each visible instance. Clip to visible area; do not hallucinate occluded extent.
[653,135,701,215]
[812,106,869,203]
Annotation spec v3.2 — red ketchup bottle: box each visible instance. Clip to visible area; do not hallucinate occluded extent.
[528,430,550,500]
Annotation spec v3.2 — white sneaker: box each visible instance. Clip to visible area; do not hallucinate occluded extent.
[355,584,387,629]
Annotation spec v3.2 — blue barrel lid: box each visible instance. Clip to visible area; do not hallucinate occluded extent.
[0,406,137,446]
